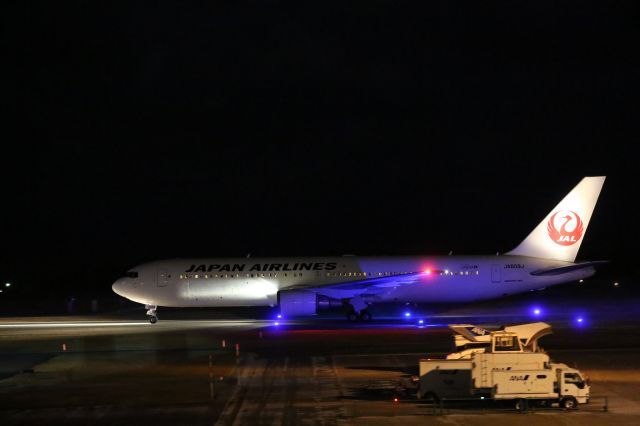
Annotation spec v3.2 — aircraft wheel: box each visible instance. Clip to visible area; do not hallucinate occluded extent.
[347,312,359,322]
[149,315,158,324]
[359,310,372,321]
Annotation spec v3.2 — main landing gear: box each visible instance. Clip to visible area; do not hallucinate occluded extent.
[359,309,372,321]
[345,296,373,322]
[346,308,372,322]
[146,304,158,324]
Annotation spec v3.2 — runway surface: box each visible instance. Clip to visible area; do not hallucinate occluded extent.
[1,302,640,425]
[0,319,269,329]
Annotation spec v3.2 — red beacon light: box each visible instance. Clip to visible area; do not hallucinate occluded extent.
[424,269,432,275]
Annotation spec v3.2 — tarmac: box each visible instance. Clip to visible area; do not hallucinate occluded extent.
[1,298,640,425]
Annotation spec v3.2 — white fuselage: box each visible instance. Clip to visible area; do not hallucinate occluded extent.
[112,255,594,308]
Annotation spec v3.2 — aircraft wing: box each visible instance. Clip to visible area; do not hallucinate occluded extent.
[279,271,430,298]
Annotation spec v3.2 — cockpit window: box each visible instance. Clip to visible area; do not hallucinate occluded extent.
[125,271,139,278]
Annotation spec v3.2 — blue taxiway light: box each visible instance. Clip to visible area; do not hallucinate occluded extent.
[574,316,587,327]
[530,306,544,317]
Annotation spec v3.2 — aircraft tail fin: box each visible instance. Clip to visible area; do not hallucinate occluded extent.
[506,176,605,262]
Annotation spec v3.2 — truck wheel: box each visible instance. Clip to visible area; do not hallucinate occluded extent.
[561,397,577,409]
[514,399,526,411]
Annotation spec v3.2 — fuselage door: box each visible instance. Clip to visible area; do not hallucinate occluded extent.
[491,264,501,283]
[157,269,169,287]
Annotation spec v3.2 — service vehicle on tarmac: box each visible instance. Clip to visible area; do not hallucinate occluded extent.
[417,323,590,409]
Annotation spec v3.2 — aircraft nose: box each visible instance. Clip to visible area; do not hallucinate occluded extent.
[112,279,127,297]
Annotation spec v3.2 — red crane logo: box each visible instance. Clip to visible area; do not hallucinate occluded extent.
[547,211,584,246]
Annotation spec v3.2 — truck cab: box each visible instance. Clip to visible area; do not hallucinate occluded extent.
[557,365,590,407]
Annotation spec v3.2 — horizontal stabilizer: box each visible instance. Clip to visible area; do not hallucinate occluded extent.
[530,260,609,276]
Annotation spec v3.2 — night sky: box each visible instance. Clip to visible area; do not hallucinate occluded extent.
[2,2,638,300]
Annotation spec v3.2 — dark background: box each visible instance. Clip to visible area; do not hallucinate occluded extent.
[1,2,637,304]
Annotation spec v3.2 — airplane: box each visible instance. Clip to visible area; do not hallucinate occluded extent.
[112,176,607,323]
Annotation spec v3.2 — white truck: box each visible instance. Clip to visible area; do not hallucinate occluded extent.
[417,324,590,409]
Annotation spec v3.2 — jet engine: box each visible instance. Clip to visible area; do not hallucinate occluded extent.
[278,290,342,317]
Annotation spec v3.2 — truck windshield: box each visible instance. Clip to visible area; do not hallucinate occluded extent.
[564,373,585,388]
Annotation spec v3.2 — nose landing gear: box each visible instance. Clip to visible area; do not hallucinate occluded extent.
[146,305,158,324]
